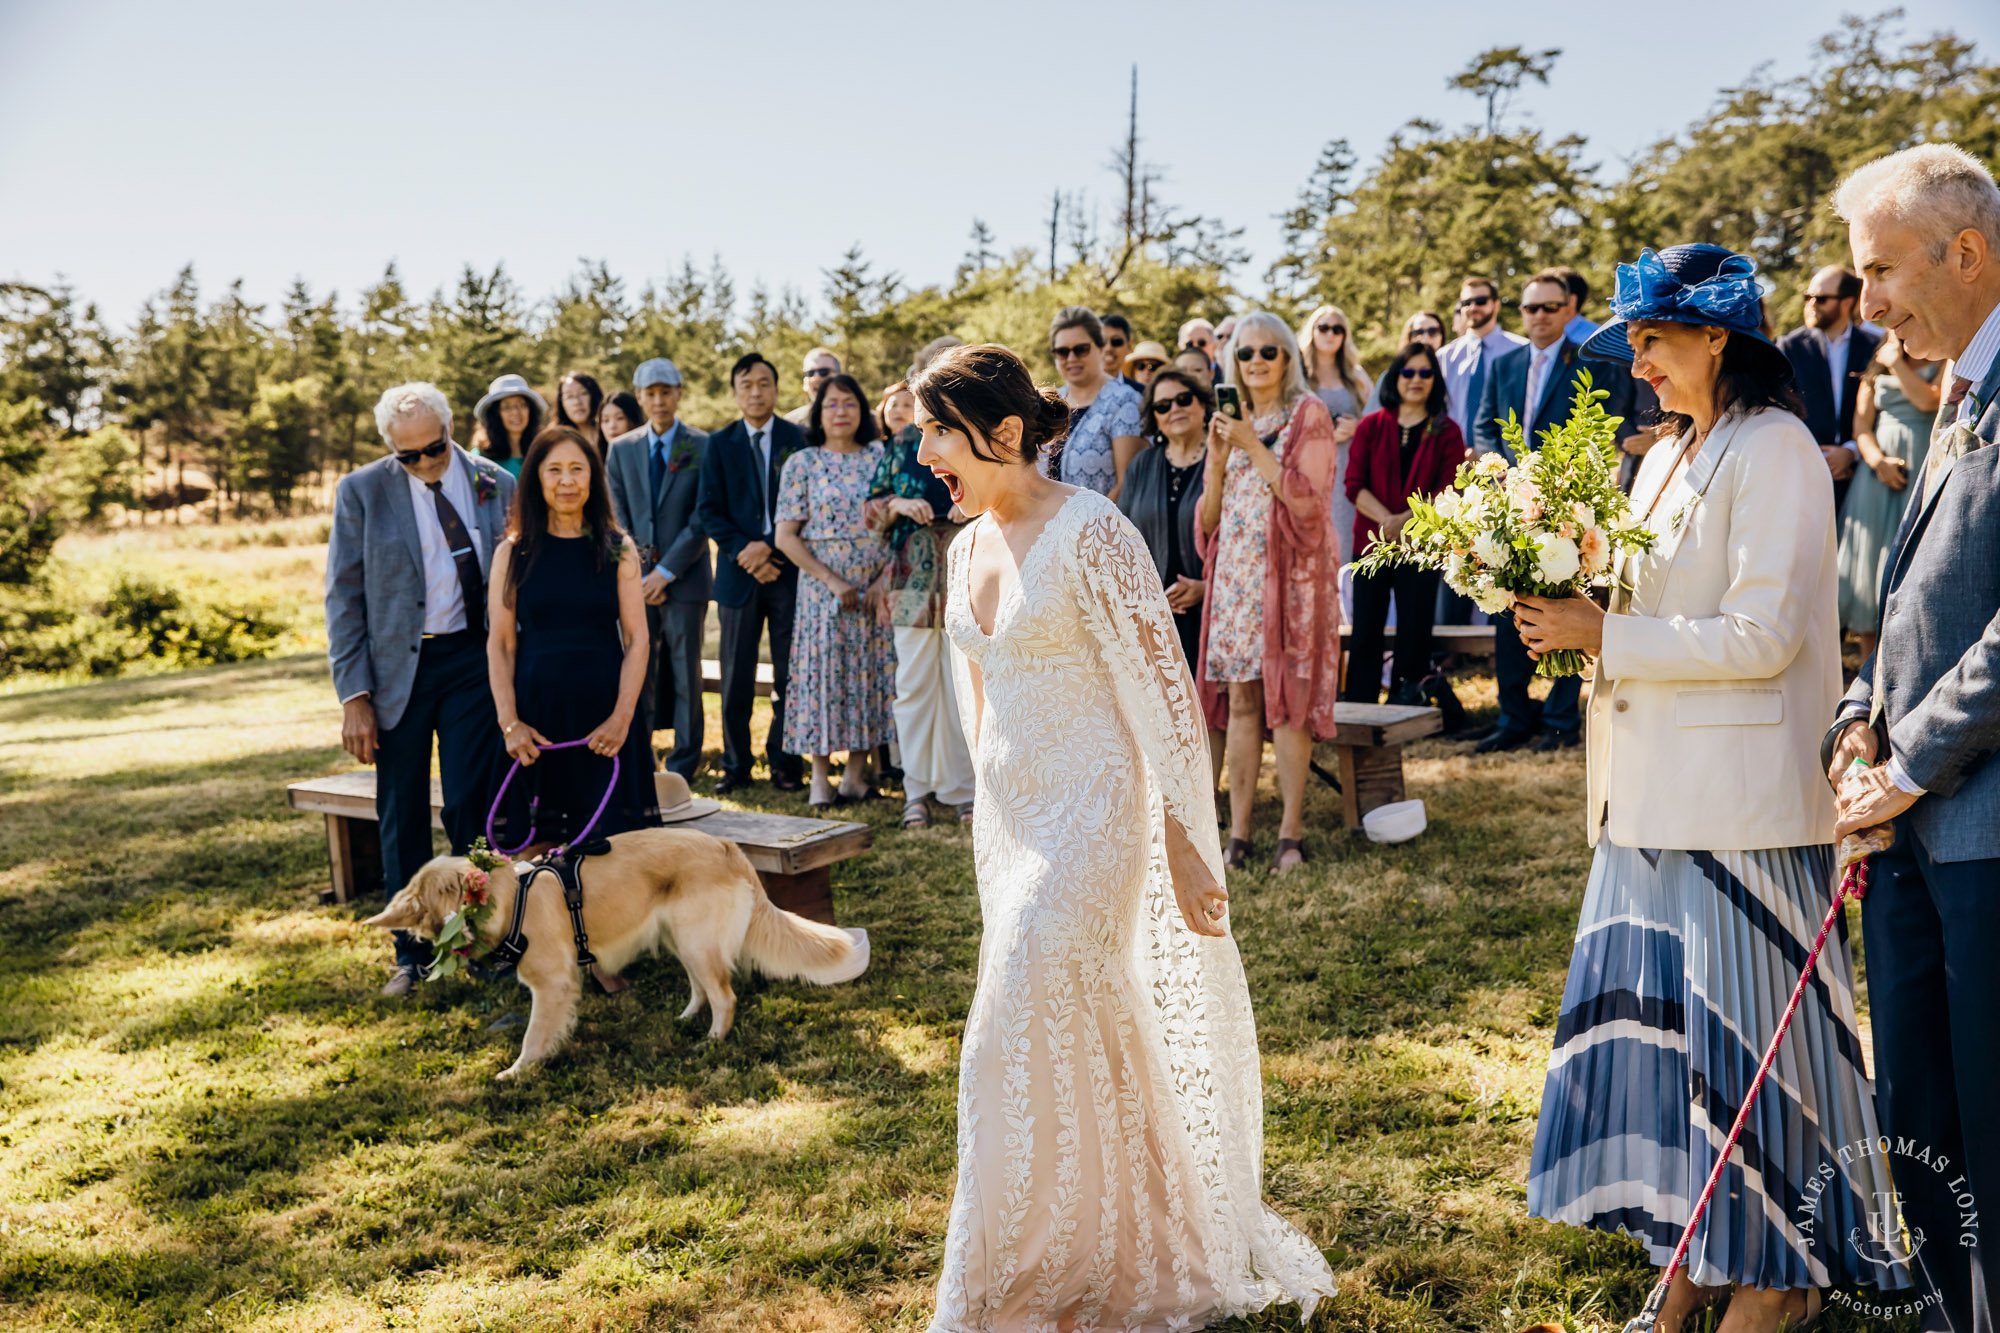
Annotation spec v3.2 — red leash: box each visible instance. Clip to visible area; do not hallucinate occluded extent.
[1619,855,1873,1332]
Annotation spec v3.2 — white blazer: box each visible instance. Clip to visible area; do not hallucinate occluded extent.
[1584,406,1841,851]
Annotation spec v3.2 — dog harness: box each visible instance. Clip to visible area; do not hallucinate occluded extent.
[482,837,626,994]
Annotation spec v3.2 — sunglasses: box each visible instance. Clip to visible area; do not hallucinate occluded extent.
[1051,343,1096,360]
[1316,323,1346,336]
[1520,301,1567,315]
[1105,336,1128,347]
[1399,367,1436,380]
[1457,295,1495,309]
[804,366,836,379]
[1807,294,1846,305]
[1412,327,1443,338]
[1150,390,1197,413]
[1234,345,1283,363]
[394,437,450,465]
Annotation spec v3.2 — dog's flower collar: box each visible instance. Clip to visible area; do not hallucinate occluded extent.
[426,840,501,982]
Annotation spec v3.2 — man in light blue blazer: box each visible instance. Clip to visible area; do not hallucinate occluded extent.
[1472,270,1638,754]
[326,383,515,996]
[1827,144,2000,1333]
[606,357,710,780]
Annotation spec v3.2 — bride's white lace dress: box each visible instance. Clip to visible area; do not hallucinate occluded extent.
[932,488,1334,1331]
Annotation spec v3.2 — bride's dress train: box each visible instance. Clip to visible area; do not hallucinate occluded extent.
[930,488,1334,1331]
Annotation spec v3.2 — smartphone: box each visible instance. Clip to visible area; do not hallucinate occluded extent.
[1214,384,1241,420]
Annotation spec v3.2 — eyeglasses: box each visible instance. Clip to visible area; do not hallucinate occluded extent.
[1399,367,1436,380]
[804,366,836,379]
[1316,323,1346,336]
[1150,391,1197,413]
[394,437,450,465]
[1051,343,1096,360]
[1520,302,1567,315]
[1457,295,1495,309]
[1234,345,1283,363]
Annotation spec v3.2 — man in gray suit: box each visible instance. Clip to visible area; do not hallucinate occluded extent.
[326,383,515,996]
[606,358,710,779]
[1827,143,2000,1333]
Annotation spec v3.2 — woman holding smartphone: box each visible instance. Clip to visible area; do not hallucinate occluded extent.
[1197,313,1342,874]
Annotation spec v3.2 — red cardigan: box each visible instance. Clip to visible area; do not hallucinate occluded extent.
[1343,409,1466,558]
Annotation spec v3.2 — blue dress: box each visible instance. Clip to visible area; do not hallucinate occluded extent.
[490,534,660,847]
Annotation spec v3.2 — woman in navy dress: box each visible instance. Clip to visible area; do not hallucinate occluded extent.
[487,426,660,847]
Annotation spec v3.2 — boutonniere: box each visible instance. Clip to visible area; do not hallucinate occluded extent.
[475,469,499,504]
[666,439,699,474]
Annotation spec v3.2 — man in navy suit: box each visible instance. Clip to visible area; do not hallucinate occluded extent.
[696,353,806,793]
[1473,270,1639,753]
[1779,265,1881,514]
[606,357,710,780]
[325,383,514,995]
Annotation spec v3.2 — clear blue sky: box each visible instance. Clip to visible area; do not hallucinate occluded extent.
[3,0,1996,330]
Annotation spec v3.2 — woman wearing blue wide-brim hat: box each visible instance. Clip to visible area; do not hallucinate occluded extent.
[1512,245,1910,1331]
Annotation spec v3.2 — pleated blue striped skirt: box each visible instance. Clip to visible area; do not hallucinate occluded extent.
[1527,841,1911,1292]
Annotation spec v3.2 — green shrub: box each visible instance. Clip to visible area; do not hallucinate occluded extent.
[0,570,289,680]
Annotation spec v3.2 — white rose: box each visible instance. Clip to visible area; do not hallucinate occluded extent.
[1434,489,1461,519]
[1472,531,1508,568]
[1444,553,1469,590]
[1534,533,1581,585]
[1471,581,1515,614]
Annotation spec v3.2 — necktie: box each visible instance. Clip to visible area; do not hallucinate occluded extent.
[1528,346,1553,426]
[1465,343,1487,438]
[649,435,668,508]
[425,480,484,631]
[1945,374,1974,416]
[753,428,773,527]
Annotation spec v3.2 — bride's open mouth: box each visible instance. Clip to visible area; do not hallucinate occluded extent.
[929,466,963,503]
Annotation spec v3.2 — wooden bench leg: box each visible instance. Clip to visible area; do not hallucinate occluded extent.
[323,814,354,906]
[322,814,386,908]
[758,866,836,926]
[1333,743,1408,831]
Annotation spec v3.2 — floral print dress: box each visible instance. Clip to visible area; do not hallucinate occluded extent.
[1205,406,1291,683]
[776,444,897,754]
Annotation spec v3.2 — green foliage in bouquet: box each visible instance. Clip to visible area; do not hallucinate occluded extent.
[1353,372,1654,678]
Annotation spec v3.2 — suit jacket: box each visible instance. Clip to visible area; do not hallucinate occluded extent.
[1587,408,1840,851]
[324,446,515,731]
[696,415,808,608]
[1839,348,2000,863]
[605,422,712,606]
[1473,337,1637,462]
[1779,323,1881,449]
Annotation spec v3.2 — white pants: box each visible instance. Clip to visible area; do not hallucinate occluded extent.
[893,626,976,807]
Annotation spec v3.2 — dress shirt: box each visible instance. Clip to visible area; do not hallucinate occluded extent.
[746,419,776,532]
[1949,296,2000,424]
[1819,323,1854,450]
[1524,339,1560,425]
[405,460,484,635]
[645,420,682,583]
[1440,325,1528,437]
[1565,313,1601,343]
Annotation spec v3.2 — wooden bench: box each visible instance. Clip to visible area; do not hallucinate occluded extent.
[698,659,773,696]
[1317,702,1443,831]
[287,771,869,925]
[1339,622,1497,659]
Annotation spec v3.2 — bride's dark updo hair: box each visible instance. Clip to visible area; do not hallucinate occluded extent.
[910,343,1072,472]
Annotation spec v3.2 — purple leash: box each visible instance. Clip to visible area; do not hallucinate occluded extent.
[484,738,621,858]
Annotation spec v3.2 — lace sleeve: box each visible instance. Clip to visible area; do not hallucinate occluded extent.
[1073,504,1225,880]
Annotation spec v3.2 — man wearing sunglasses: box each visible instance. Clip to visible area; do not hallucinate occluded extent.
[782,347,843,426]
[325,382,516,996]
[1470,270,1638,755]
[1438,276,1526,443]
[1778,266,1881,510]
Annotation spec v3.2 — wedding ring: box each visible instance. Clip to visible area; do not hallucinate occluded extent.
[1207,903,1225,919]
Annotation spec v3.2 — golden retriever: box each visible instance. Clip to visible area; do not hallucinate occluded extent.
[366,827,870,1079]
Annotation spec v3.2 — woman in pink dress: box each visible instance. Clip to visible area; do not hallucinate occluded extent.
[1196,312,1343,874]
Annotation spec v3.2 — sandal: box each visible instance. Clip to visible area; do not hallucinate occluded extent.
[958,802,975,824]
[1270,838,1305,875]
[901,800,933,829]
[1224,837,1251,871]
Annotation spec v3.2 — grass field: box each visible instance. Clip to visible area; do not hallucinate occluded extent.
[0,652,1888,1332]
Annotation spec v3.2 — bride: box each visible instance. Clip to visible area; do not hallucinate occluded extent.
[912,344,1335,1331]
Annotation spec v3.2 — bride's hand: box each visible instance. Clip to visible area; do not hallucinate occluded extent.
[1165,821,1229,937]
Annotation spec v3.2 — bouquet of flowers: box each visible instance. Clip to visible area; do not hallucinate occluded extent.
[1353,374,1653,678]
